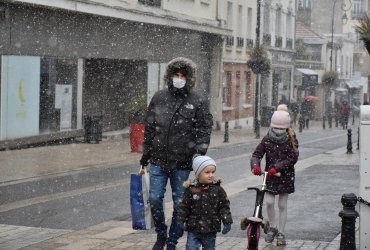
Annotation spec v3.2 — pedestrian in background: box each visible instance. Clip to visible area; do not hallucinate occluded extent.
[250,110,299,246]
[300,99,312,129]
[340,100,350,129]
[140,57,213,250]
[178,155,233,250]
[288,102,299,127]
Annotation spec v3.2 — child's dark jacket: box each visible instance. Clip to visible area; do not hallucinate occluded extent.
[178,178,233,234]
[251,130,299,195]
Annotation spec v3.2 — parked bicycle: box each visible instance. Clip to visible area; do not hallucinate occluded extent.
[240,171,280,249]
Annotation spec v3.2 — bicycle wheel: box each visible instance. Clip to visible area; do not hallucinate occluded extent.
[246,222,261,250]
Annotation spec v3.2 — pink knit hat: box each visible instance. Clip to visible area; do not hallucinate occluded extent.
[270,110,291,128]
[277,104,288,112]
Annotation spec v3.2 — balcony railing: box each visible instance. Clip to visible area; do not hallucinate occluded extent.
[275,36,282,48]
[296,53,321,62]
[296,60,325,70]
[138,0,161,7]
[226,36,234,47]
[236,37,244,48]
[246,38,254,49]
[286,38,293,49]
[263,33,271,46]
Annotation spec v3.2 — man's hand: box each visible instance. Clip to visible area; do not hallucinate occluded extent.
[192,153,201,161]
[222,224,231,234]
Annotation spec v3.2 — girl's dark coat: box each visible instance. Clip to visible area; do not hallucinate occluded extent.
[250,134,299,195]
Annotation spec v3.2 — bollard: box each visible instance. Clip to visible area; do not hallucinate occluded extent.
[224,121,229,143]
[357,127,359,150]
[323,115,326,129]
[255,119,260,139]
[347,129,353,154]
[299,116,303,133]
[328,114,332,128]
[339,193,359,250]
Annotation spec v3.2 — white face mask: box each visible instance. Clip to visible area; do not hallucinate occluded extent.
[173,77,186,89]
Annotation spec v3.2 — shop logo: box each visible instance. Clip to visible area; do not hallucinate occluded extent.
[18,79,26,104]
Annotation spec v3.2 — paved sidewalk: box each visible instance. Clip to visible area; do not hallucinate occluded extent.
[0,120,360,249]
[16,141,359,250]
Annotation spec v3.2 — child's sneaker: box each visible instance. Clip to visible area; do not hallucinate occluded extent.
[265,227,278,243]
[276,232,286,246]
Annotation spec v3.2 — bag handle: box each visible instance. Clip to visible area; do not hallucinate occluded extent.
[138,165,148,175]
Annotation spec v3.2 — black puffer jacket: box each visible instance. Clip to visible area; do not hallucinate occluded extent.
[140,58,213,170]
[178,179,233,234]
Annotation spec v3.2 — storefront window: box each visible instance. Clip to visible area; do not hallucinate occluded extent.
[39,57,77,132]
[1,56,78,140]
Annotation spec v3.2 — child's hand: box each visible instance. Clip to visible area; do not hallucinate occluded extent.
[268,167,277,176]
[222,224,231,234]
[252,166,262,176]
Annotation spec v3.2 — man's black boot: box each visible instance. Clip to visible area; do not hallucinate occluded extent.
[152,235,167,250]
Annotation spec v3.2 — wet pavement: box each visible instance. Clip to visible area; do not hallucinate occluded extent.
[0,120,360,249]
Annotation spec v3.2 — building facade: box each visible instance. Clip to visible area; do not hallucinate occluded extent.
[220,0,257,129]
[0,0,230,148]
[259,0,296,124]
[296,0,366,115]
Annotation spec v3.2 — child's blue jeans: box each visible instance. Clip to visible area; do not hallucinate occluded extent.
[186,231,217,250]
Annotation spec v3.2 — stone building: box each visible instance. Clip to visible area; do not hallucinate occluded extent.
[0,0,230,148]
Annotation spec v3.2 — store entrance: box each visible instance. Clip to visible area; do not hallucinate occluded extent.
[83,59,147,131]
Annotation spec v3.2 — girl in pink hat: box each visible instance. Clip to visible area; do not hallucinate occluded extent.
[250,110,299,246]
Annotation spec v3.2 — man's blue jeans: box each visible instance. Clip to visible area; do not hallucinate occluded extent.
[186,231,217,250]
[149,164,190,246]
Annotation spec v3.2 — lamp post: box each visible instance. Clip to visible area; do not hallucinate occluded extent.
[329,0,339,71]
[330,0,352,71]
[326,0,352,129]
[254,0,261,138]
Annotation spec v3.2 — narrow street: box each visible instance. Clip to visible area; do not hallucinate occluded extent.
[0,125,359,246]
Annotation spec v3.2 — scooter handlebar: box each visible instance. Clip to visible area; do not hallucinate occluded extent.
[262,171,281,177]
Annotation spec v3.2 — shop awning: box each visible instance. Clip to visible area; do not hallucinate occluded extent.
[345,80,360,89]
[296,68,319,75]
[296,68,319,90]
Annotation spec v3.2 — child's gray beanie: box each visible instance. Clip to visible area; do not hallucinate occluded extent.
[192,155,216,178]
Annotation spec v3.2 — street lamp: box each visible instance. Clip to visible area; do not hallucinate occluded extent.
[329,0,352,71]
[254,0,261,138]
[326,0,352,129]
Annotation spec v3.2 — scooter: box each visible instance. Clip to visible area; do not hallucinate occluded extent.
[240,171,280,250]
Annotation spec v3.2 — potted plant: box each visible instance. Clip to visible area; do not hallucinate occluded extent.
[322,70,339,100]
[247,45,271,75]
[355,13,370,54]
[128,95,147,153]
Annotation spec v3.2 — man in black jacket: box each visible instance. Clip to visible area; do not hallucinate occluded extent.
[140,57,213,250]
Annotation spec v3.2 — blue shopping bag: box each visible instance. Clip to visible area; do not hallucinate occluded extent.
[130,170,152,230]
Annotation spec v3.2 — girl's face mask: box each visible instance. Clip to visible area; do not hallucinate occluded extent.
[173,77,186,89]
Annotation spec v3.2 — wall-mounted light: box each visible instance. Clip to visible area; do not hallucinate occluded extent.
[342,12,348,24]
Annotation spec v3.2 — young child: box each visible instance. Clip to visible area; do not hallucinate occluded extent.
[250,110,299,246]
[178,155,233,250]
